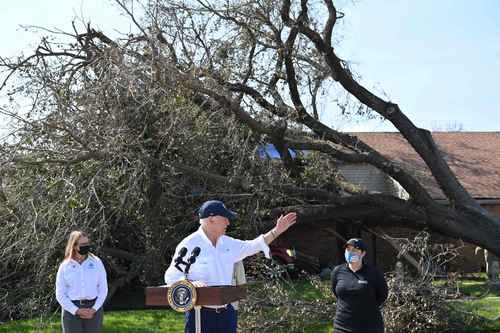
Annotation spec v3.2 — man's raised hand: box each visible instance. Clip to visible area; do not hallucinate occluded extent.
[275,212,297,235]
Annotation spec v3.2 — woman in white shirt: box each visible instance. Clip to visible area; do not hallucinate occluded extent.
[55,231,108,333]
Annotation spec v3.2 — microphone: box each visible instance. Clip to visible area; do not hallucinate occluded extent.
[190,247,201,259]
[174,247,188,272]
[184,247,201,274]
[176,247,188,261]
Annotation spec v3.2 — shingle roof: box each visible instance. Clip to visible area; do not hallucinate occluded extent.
[353,132,500,199]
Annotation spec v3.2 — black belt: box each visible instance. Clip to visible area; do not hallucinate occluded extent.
[71,298,97,306]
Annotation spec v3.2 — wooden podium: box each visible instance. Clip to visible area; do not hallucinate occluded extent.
[145,285,247,307]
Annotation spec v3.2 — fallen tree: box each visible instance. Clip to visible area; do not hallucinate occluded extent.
[1,0,499,319]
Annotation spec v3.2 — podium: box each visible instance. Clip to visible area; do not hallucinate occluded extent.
[145,285,247,307]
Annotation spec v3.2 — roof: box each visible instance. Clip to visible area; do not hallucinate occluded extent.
[353,132,500,199]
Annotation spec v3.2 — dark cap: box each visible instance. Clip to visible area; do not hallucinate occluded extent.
[198,200,237,221]
[345,238,367,251]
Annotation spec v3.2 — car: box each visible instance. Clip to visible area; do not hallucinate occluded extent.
[270,245,320,277]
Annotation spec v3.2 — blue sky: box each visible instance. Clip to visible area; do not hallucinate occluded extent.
[1,0,499,132]
[0,0,130,56]
[334,0,500,131]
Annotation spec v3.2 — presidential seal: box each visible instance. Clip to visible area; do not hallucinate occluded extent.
[167,279,197,312]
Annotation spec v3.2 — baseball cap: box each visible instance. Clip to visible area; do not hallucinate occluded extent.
[197,200,237,221]
[344,238,367,251]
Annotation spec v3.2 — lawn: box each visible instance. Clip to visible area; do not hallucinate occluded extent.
[450,297,500,332]
[0,308,330,333]
[0,310,184,333]
[457,279,500,298]
[1,278,499,333]
[446,279,500,332]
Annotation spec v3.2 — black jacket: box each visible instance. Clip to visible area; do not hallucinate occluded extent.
[331,263,388,333]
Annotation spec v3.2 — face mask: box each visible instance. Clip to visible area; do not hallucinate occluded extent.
[345,250,361,263]
[78,245,92,256]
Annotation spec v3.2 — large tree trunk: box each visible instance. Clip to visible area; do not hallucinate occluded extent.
[426,203,500,257]
[2,0,499,260]
[277,0,500,257]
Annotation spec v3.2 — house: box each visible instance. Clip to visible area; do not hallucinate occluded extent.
[276,132,500,273]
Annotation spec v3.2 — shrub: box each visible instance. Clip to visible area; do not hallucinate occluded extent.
[383,276,481,333]
[239,258,335,333]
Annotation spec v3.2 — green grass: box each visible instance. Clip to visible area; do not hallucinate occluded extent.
[431,277,500,331]
[303,323,332,333]
[450,296,500,331]
[0,310,184,333]
[0,308,329,333]
[434,277,500,298]
[2,278,499,333]
[277,279,324,301]
[243,279,333,332]
[456,296,500,319]
[284,278,500,332]
[458,280,500,298]
[281,322,332,333]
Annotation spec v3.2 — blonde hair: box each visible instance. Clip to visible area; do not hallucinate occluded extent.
[63,230,89,261]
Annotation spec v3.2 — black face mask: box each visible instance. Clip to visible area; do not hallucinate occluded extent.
[78,245,92,256]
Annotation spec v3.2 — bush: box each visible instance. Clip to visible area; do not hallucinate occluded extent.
[383,276,481,333]
[239,258,335,333]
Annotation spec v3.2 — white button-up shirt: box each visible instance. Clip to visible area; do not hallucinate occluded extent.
[164,227,270,286]
[55,255,108,315]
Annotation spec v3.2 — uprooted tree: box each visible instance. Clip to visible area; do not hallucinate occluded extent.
[1,0,499,320]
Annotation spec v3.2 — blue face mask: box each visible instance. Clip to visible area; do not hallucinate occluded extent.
[345,250,361,263]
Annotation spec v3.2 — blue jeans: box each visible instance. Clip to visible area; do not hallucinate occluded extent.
[185,305,237,333]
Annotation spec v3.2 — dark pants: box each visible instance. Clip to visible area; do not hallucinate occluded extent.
[62,300,103,333]
[185,305,237,333]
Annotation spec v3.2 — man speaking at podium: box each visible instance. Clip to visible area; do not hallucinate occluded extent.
[164,200,297,333]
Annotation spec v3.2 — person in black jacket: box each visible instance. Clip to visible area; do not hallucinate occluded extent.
[331,238,388,333]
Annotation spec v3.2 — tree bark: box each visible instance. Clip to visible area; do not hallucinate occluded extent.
[278,0,500,257]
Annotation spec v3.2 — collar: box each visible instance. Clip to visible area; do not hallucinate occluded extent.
[196,226,225,248]
[197,226,215,247]
[68,256,95,265]
[345,262,365,273]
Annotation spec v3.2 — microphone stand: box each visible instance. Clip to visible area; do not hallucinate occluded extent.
[172,247,202,333]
